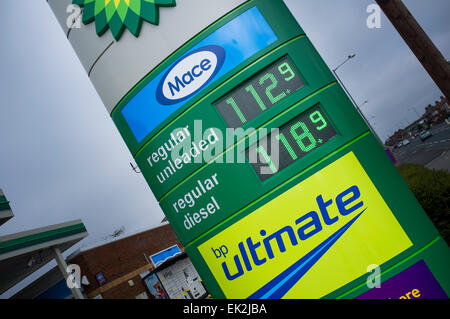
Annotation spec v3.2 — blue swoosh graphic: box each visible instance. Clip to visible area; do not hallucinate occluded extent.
[247,208,367,299]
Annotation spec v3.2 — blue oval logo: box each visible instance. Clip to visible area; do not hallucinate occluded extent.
[156,45,226,105]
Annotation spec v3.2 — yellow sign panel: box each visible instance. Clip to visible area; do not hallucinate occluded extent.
[198,152,412,298]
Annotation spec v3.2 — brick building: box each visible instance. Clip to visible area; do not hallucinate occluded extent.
[386,96,449,146]
[423,96,450,125]
[13,222,206,299]
[70,222,183,299]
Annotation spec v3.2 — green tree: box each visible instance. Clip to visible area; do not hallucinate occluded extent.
[397,164,450,245]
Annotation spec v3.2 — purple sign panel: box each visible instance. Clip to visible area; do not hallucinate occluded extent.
[356,260,448,299]
[385,148,397,165]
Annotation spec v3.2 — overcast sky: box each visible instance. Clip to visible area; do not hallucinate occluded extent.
[1,0,449,298]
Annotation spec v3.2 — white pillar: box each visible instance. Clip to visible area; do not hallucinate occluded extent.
[52,246,85,299]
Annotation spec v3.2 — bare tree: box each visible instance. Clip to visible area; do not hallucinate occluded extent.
[101,226,126,241]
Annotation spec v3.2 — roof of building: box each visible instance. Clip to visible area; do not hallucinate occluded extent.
[0,219,88,295]
[70,221,171,257]
[0,188,14,227]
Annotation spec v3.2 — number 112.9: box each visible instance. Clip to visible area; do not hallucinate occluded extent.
[225,62,298,124]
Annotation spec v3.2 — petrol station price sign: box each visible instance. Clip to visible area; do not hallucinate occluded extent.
[52,0,450,299]
[215,57,304,128]
[246,106,336,181]
[158,84,369,245]
[185,134,448,299]
[131,35,338,200]
[192,151,414,299]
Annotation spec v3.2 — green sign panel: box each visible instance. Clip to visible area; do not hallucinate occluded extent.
[107,0,449,298]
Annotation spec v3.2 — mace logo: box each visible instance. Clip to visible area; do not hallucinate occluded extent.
[72,0,176,41]
[156,45,226,105]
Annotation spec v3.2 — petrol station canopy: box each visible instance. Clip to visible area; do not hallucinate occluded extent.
[0,189,13,227]
[0,220,88,295]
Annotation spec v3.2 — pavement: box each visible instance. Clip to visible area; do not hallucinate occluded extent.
[425,150,450,171]
[392,122,450,171]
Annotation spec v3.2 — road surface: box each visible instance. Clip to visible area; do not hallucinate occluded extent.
[392,122,450,171]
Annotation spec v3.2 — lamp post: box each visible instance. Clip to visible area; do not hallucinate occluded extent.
[410,107,420,118]
[332,55,360,113]
[333,54,356,73]
[359,100,369,109]
[332,55,384,146]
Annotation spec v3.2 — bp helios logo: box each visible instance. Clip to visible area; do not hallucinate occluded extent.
[72,0,176,40]
[156,45,226,105]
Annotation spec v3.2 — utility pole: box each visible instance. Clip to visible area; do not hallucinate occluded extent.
[375,0,450,100]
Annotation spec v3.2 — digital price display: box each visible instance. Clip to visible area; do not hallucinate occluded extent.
[246,106,336,181]
[215,57,304,128]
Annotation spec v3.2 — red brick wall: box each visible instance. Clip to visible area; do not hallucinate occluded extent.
[69,223,182,298]
[100,275,148,299]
